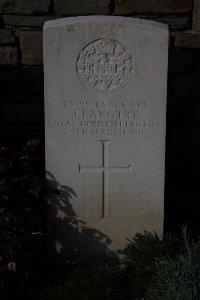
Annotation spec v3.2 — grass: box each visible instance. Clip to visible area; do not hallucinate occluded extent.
[37,227,200,300]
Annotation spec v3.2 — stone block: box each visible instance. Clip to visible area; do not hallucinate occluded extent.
[0,29,15,44]
[195,0,200,9]
[173,31,200,48]
[153,16,190,31]
[193,0,200,32]
[0,67,43,95]
[134,15,190,30]
[193,10,200,32]
[54,0,111,15]
[114,0,192,15]
[0,0,50,15]
[3,15,53,28]
[0,46,18,65]
[20,31,43,65]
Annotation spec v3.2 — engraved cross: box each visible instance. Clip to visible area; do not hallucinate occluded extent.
[79,140,132,219]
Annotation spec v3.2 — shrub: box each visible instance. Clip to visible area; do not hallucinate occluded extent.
[123,231,180,299]
[38,264,128,300]
[0,140,52,299]
[147,228,200,300]
[1,142,199,300]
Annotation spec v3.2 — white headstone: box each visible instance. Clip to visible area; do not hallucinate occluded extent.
[44,16,168,261]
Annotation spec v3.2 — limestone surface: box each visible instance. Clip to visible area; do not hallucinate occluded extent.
[44,16,168,261]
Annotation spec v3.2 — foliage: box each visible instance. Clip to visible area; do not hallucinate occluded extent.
[38,264,128,300]
[123,231,180,299]
[0,140,51,299]
[0,142,199,300]
[38,229,200,300]
[147,228,200,300]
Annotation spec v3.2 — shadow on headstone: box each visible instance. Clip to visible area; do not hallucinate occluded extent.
[46,171,119,265]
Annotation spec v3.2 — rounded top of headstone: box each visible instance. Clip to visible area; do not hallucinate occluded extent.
[43,16,169,32]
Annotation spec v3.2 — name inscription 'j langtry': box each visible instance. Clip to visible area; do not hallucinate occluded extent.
[48,99,161,136]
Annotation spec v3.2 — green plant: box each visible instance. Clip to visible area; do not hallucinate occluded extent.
[0,140,52,299]
[1,142,199,300]
[38,264,128,300]
[123,231,179,299]
[147,228,200,300]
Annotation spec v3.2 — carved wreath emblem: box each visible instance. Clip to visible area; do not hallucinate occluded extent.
[77,39,134,94]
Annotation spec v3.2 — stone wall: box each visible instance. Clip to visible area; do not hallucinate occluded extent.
[0,0,200,233]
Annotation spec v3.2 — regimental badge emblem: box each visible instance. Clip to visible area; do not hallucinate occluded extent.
[76,39,134,94]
